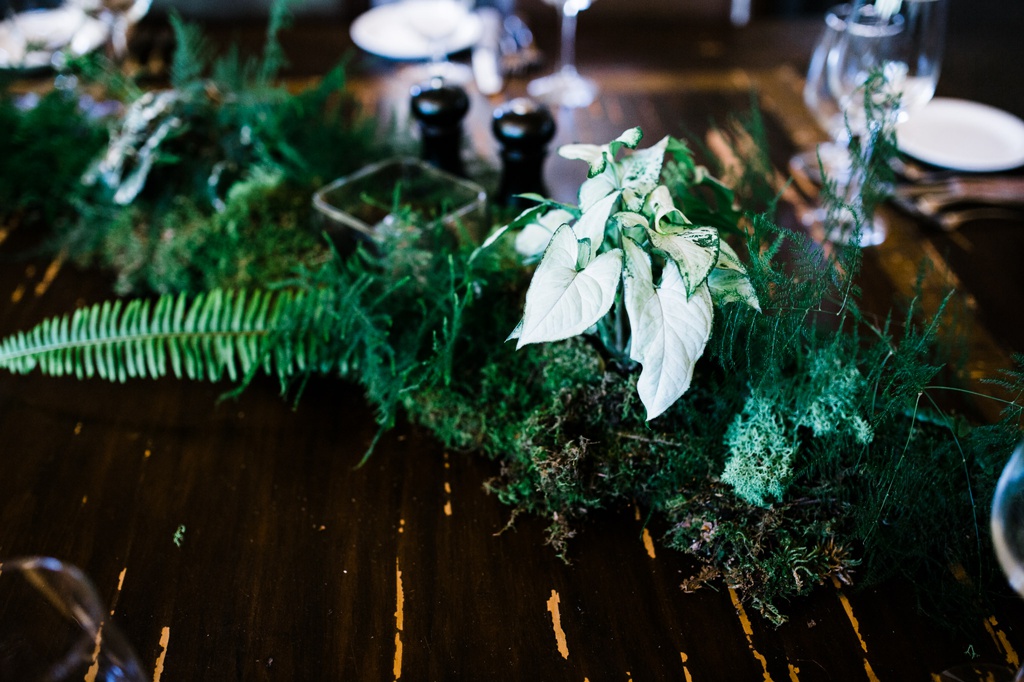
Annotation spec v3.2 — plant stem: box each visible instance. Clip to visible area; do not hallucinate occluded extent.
[614,294,625,357]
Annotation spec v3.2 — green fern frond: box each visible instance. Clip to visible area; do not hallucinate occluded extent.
[0,288,328,387]
[168,10,213,90]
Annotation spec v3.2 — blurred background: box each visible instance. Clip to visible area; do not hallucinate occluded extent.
[128,0,1018,119]
[2,0,1021,117]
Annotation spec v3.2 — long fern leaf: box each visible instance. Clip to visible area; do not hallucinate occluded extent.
[0,288,327,387]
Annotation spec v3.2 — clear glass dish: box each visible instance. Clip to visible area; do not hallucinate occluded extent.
[312,157,487,249]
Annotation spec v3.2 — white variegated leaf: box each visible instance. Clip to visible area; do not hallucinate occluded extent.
[619,136,669,211]
[513,208,575,261]
[572,191,619,252]
[506,318,524,341]
[621,237,655,364]
[513,192,549,205]
[645,185,688,230]
[613,126,644,149]
[708,267,761,311]
[516,224,623,348]
[478,223,511,252]
[559,143,610,178]
[621,187,645,213]
[611,211,649,246]
[623,240,713,421]
[647,226,720,298]
[611,211,649,232]
[559,127,644,179]
[634,276,713,422]
[716,239,746,272]
[579,166,620,212]
[576,238,592,270]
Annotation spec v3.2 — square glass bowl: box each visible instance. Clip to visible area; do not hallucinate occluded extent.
[313,157,487,248]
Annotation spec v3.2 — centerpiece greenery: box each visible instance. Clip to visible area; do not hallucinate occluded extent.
[1,11,1021,627]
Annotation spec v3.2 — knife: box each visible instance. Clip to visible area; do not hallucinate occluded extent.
[894,176,1024,216]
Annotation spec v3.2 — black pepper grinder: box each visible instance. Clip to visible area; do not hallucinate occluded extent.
[410,78,470,177]
[492,98,556,208]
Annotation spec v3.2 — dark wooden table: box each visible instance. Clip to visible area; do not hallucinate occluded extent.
[2,10,1024,681]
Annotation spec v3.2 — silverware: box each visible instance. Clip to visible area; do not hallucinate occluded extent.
[915,177,1024,214]
[889,156,957,184]
[894,176,1024,215]
[938,206,1024,231]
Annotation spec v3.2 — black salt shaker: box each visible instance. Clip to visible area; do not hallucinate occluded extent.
[410,78,470,177]
[492,98,556,208]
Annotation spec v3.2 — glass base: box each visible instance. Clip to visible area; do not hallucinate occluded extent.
[801,206,887,247]
[937,663,1017,681]
[789,142,854,186]
[400,61,474,88]
[527,68,597,109]
[829,212,887,247]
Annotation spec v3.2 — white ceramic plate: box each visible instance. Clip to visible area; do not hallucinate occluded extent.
[350,3,482,61]
[0,8,108,70]
[897,98,1024,172]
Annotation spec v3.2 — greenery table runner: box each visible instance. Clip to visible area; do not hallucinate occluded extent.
[1,12,1021,628]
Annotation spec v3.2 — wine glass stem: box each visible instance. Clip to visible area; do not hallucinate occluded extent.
[559,4,580,76]
[431,45,445,65]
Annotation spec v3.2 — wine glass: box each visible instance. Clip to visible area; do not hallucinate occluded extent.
[789,3,890,244]
[400,0,475,84]
[831,0,947,126]
[794,0,947,247]
[90,0,152,62]
[937,441,1024,681]
[989,441,1024,680]
[827,3,907,137]
[819,1,904,246]
[526,0,596,109]
[0,556,147,680]
[789,4,852,185]
[53,0,152,63]
[886,0,948,121]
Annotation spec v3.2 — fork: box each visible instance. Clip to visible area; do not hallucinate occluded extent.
[938,207,1024,231]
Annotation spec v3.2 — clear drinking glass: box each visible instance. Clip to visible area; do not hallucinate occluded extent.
[885,0,948,120]
[805,4,852,141]
[937,441,1024,681]
[91,0,152,61]
[828,4,905,135]
[526,0,597,109]
[790,4,852,185]
[993,442,1024,598]
[816,2,904,246]
[794,1,947,247]
[827,0,947,133]
[990,440,1024,682]
[0,556,147,681]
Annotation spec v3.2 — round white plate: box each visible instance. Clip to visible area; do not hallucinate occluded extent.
[897,98,1024,172]
[0,8,108,70]
[350,3,482,61]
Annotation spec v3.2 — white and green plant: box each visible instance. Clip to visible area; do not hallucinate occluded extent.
[495,128,760,421]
